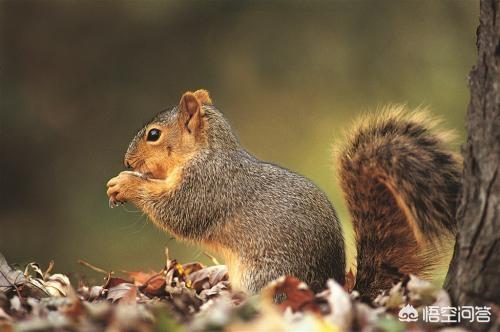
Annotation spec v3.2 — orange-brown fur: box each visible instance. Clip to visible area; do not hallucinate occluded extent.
[107,92,210,214]
[336,106,461,301]
[193,89,212,105]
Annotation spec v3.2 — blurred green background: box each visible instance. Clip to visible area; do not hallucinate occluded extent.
[0,1,478,283]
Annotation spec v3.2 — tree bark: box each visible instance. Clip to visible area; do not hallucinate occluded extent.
[445,0,500,331]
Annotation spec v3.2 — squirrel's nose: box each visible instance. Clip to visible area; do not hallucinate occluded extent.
[125,160,132,169]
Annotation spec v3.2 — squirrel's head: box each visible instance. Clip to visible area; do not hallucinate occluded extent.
[124,89,213,180]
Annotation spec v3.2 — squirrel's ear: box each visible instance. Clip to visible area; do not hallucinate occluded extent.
[193,89,212,105]
[179,91,204,134]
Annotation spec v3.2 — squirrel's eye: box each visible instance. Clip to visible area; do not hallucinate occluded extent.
[146,129,161,142]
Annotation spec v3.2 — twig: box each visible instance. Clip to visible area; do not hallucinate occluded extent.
[164,247,170,266]
[203,252,220,265]
[77,259,112,276]
[43,260,54,280]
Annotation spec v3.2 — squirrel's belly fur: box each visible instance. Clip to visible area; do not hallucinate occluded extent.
[107,90,460,300]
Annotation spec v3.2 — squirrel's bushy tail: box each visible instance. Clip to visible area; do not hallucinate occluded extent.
[336,106,462,301]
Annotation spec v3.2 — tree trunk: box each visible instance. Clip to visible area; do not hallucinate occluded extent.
[445,0,500,331]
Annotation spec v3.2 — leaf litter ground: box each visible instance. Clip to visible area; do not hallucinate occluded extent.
[0,250,467,332]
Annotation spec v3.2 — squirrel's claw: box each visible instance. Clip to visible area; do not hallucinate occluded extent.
[109,197,116,209]
[107,171,144,209]
[108,196,123,208]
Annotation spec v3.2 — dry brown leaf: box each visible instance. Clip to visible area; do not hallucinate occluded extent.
[0,254,26,294]
[44,274,71,297]
[182,262,204,275]
[188,265,228,293]
[124,270,160,286]
[140,274,166,297]
[344,268,356,293]
[107,283,137,303]
[264,276,321,314]
[104,276,131,290]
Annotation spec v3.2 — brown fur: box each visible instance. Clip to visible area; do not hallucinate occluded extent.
[193,89,212,105]
[335,106,461,301]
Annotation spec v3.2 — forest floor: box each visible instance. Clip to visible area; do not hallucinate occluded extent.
[0,250,466,332]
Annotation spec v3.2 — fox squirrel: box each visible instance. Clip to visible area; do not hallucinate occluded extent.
[106,89,461,300]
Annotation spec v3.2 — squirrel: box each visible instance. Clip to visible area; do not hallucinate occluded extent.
[106,89,461,300]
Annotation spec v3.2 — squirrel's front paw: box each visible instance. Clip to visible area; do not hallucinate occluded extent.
[106,171,144,208]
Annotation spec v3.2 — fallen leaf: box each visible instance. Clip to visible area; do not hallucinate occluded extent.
[0,253,26,294]
[20,278,50,299]
[24,263,44,279]
[182,263,204,275]
[124,270,161,286]
[264,276,320,314]
[188,265,228,293]
[107,283,137,303]
[104,276,131,290]
[344,268,356,293]
[44,274,71,297]
[406,274,438,306]
[323,279,353,331]
[140,274,166,297]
